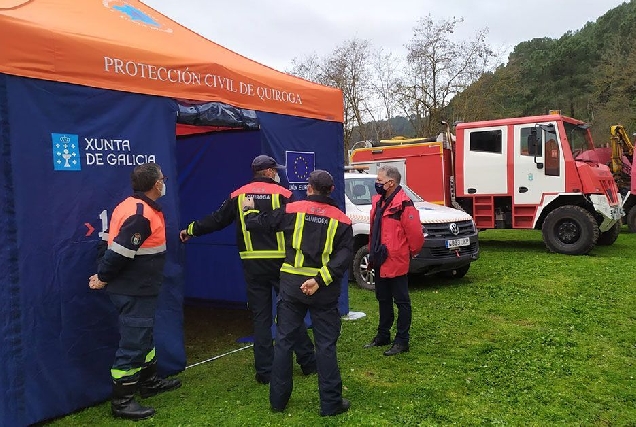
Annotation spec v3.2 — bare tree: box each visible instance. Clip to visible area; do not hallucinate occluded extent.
[288,38,374,152]
[289,53,325,85]
[370,48,401,139]
[400,15,495,136]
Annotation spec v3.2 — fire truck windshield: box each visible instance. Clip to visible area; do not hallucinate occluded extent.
[563,122,593,157]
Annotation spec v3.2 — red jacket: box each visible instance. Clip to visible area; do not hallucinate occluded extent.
[369,188,424,278]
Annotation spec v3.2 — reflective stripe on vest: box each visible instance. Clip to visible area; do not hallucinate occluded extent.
[237,193,253,251]
[322,219,338,265]
[272,193,285,253]
[237,193,286,259]
[283,215,339,285]
[281,263,334,285]
[292,213,305,267]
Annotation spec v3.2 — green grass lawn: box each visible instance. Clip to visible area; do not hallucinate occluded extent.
[49,229,636,426]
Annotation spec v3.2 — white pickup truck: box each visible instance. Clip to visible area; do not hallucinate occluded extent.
[345,171,479,290]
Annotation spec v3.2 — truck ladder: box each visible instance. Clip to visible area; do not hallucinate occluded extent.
[472,196,495,228]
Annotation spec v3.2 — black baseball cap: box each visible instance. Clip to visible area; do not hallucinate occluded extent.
[308,169,334,193]
[251,155,285,172]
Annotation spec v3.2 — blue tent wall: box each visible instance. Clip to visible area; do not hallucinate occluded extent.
[177,131,261,303]
[0,74,185,426]
[177,113,349,315]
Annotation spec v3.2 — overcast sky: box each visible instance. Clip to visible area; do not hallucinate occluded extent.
[143,0,626,72]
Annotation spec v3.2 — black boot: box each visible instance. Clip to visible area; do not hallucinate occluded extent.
[139,361,182,399]
[111,380,155,420]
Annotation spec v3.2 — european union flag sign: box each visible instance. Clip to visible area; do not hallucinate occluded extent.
[52,133,81,171]
[286,151,315,184]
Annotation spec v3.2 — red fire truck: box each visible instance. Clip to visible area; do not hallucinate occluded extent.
[350,114,623,255]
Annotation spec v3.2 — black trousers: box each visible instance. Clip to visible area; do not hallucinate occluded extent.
[374,274,411,346]
[108,294,157,381]
[270,274,342,414]
[245,270,315,376]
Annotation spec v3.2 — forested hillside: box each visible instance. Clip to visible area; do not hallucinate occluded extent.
[448,1,636,144]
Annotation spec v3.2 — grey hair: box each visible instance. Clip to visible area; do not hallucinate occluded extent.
[378,165,401,184]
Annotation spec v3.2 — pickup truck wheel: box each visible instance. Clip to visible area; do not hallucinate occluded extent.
[542,206,598,255]
[440,264,470,279]
[596,222,621,246]
[352,245,375,291]
[626,206,636,233]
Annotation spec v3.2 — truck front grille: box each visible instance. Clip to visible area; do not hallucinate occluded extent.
[423,220,474,238]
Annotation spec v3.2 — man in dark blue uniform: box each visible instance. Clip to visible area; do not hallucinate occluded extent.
[180,155,316,384]
[89,163,181,420]
[242,170,353,416]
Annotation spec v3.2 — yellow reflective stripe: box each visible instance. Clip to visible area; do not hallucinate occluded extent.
[271,194,286,251]
[237,194,253,251]
[322,219,338,265]
[137,244,166,255]
[187,222,195,236]
[111,366,142,380]
[292,213,305,267]
[240,250,286,259]
[320,266,333,285]
[281,263,320,277]
[145,348,156,364]
[275,231,285,252]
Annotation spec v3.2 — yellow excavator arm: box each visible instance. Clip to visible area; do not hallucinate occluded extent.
[609,124,634,174]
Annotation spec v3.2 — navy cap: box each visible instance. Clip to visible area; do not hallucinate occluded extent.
[251,155,285,172]
[308,169,334,193]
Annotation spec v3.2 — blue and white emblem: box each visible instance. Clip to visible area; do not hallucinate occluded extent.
[52,133,81,171]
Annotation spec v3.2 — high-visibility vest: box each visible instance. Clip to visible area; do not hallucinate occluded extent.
[279,200,351,286]
[230,181,291,260]
[108,197,166,259]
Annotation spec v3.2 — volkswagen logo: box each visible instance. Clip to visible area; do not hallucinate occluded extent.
[449,223,460,235]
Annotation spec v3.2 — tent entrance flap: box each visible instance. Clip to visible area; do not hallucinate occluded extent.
[177,131,261,303]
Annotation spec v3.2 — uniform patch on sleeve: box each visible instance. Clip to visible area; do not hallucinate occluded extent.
[131,233,142,246]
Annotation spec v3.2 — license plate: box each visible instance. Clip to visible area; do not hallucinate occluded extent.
[446,237,470,249]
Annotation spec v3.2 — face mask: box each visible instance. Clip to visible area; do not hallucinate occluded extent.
[273,173,281,183]
[375,182,387,196]
[160,181,166,197]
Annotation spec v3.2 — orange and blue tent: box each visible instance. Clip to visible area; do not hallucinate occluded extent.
[0,1,345,425]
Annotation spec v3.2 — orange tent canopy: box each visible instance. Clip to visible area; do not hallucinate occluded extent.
[0,0,343,122]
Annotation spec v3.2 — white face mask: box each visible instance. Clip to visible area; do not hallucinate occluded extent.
[160,181,166,197]
[273,173,281,183]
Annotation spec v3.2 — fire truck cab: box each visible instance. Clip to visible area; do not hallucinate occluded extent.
[350,114,623,255]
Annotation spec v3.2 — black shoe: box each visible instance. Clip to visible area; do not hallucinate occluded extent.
[321,398,351,416]
[363,336,391,348]
[301,363,317,375]
[139,377,182,399]
[383,343,409,356]
[271,405,285,413]
[112,397,155,420]
[255,373,270,384]
[112,381,155,420]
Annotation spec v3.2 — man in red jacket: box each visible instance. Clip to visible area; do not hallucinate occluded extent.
[364,165,424,356]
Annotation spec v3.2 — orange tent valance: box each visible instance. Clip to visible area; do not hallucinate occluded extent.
[0,0,343,123]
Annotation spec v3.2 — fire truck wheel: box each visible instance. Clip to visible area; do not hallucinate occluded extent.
[352,245,375,291]
[542,206,599,255]
[626,207,636,233]
[596,222,621,246]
